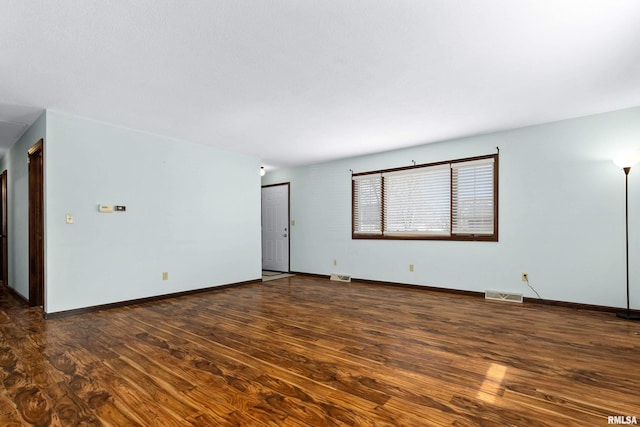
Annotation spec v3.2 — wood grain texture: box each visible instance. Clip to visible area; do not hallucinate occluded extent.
[1,276,639,426]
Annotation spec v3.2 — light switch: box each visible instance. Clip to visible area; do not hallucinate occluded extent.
[99,204,114,213]
[65,214,74,224]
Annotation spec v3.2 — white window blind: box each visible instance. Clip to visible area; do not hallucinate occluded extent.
[352,154,497,241]
[452,158,495,235]
[353,174,382,235]
[382,165,450,235]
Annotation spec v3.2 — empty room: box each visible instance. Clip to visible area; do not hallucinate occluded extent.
[1,1,640,425]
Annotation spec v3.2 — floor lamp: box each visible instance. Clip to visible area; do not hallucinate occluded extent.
[614,157,640,320]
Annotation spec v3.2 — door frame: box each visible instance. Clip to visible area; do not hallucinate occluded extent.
[0,169,7,287]
[28,139,44,308]
[261,182,290,273]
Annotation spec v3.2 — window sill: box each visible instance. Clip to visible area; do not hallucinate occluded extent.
[352,233,498,242]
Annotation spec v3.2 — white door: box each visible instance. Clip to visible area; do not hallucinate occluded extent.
[262,184,289,272]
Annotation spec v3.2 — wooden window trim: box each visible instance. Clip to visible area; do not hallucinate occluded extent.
[352,153,499,242]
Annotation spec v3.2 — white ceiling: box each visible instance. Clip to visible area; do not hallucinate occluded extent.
[0,104,44,152]
[1,1,639,168]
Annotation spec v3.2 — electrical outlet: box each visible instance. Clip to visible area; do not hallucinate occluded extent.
[162,272,169,280]
[522,272,528,282]
[409,264,414,272]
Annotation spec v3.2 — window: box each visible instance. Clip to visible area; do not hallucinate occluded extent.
[383,165,450,236]
[352,154,498,241]
[353,174,382,235]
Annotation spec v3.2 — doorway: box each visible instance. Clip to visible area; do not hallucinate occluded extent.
[0,170,7,287]
[28,139,44,307]
[261,183,290,273]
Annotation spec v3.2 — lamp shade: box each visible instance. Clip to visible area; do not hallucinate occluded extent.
[613,154,640,169]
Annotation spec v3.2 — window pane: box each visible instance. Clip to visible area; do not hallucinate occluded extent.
[383,166,450,235]
[452,159,494,235]
[353,174,382,234]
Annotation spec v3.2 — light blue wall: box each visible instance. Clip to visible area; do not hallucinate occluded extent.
[263,106,640,309]
[44,111,261,313]
[0,112,46,299]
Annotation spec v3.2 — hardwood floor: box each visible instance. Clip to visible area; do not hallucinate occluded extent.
[1,276,639,426]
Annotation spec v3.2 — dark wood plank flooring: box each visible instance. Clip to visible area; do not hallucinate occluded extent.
[1,276,639,426]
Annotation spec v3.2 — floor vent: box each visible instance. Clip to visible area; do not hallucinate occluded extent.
[330,274,352,283]
[485,290,523,303]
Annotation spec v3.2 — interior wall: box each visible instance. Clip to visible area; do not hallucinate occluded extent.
[0,112,46,299]
[44,110,262,313]
[262,106,640,309]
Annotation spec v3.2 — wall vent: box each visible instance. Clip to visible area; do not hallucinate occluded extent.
[485,290,523,303]
[330,274,352,282]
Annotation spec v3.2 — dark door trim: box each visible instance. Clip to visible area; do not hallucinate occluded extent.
[0,169,7,287]
[28,139,44,308]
